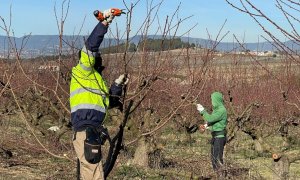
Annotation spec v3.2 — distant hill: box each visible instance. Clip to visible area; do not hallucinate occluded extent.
[0,35,120,50]
[130,35,300,52]
[180,37,300,52]
[1,34,299,57]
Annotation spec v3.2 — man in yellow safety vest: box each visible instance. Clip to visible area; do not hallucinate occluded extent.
[70,8,128,180]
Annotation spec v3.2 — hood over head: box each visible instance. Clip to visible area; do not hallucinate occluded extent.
[211,91,224,108]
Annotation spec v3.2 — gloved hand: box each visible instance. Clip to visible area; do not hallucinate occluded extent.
[199,124,208,133]
[196,103,205,113]
[115,74,129,86]
[200,123,208,129]
[102,9,115,25]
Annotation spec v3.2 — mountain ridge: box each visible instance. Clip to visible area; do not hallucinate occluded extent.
[0,35,299,53]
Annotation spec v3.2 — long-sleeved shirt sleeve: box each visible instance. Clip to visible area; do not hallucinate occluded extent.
[108,83,123,110]
[201,109,224,124]
[85,22,108,52]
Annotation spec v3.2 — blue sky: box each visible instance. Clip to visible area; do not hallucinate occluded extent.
[0,0,296,42]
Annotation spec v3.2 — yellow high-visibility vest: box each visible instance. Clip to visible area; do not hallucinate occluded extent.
[70,49,109,129]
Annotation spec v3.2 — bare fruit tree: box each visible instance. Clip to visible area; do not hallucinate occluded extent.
[224,0,300,179]
[98,0,233,177]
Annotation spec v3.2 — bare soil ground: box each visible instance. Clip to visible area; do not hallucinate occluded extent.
[0,114,76,180]
[1,110,300,179]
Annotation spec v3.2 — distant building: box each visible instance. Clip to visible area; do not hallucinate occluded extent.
[38,65,60,72]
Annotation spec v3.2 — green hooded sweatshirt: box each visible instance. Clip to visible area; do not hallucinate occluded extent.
[201,92,227,138]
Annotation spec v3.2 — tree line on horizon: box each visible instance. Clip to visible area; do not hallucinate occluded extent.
[100,38,196,54]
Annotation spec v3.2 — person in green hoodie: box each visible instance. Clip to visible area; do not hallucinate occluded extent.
[196,91,227,171]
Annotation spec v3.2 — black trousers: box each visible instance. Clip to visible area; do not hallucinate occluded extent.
[211,136,226,171]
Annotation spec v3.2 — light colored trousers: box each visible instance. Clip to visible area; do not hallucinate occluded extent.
[73,131,104,180]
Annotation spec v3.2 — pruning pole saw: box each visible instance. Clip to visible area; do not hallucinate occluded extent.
[187,124,208,134]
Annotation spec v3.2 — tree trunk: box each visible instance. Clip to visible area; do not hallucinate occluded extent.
[272,155,290,180]
[132,136,149,168]
[253,139,263,153]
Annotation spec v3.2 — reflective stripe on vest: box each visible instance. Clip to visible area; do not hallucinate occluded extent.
[79,61,92,71]
[70,87,107,101]
[71,104,106,113]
